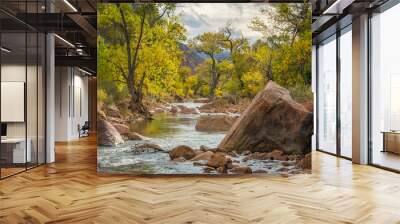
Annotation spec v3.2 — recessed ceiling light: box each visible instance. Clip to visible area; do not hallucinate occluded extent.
[78,67,93,76]
[323,0,355,15]
[63,0,78,12]
[1,47,11,53]
[54,34,75,48]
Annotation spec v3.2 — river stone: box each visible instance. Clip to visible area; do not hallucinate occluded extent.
[218,81,313,155]
[195,115,237,132]
[230,166,252,174]
[131,143,164,154]
[97,119,124,147]
[169,145,196,160]
[191,151,214,161]
[207,152,232,169]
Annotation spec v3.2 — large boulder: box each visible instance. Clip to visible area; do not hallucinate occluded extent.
[218,81,313,155]
[97,119,124,146]
[195,115,237,132]
[169,145,196,160]
[112,123,129,135]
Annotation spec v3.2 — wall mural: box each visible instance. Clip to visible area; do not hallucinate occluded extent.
[97,3,313,175]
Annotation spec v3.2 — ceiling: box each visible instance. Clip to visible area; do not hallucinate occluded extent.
[0,0,97,74]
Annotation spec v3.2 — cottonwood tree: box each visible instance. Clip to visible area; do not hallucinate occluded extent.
[98,3,181,118]
[250,3,312,89]
[189,32,225,99]
[220,22,249,92]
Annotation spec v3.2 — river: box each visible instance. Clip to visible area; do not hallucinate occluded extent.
[98,102,302,175]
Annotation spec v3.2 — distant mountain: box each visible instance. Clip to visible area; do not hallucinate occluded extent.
[179,43,205,72]
[179,43,230,72]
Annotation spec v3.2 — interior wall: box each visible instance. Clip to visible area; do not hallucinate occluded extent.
[55,67,89,141]
[1,64,27,138]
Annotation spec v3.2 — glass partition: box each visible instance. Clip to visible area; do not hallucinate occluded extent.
[370,4,400,171]
[1,31,28,177]
[317,35,337,154]
[339,26,352,158]
[0,1,46,179]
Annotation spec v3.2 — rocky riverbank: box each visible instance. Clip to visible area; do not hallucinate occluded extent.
[98,81,313,175]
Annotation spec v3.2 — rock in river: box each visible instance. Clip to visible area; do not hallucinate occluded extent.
[230,166,252,174]
[97,119,124,147]
[195,115,237,132]
[218,81,313,156]
[131,143,164,154]
[169,145,196,160]
[191,151,214,161]
[207,152,232,169]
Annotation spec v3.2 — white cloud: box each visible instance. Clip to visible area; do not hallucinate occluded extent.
[175,3,268,43]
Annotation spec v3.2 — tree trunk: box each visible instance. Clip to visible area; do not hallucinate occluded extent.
[209,57,218,99]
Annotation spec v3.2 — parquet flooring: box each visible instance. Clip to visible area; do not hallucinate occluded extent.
[1,135,400,223]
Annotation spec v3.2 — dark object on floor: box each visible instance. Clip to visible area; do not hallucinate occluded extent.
[79,121,90,138]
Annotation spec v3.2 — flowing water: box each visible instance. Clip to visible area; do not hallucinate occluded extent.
[98,102,302,175]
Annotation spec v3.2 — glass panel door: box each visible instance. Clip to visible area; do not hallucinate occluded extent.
[339,26,352,158]
[370,4,400,171]
[318,35,337,154]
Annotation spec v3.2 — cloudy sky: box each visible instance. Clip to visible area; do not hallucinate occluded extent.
[175,3,267,43]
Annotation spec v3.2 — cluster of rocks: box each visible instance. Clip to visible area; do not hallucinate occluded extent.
[97,105,150,146]
[100,81,314,173]
[166,144,311,174]
[168,145,253,174]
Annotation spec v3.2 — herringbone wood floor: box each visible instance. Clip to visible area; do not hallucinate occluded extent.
[1,135,400,224]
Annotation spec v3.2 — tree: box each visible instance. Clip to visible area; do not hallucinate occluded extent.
[98,3,184,117]
[220,22,249,92]
[249,3,312,101]
[250,4,310,46]
[189,32,225,99]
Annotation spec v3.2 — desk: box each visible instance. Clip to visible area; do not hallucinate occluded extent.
[382,131,400,154]
[1,138,31,163]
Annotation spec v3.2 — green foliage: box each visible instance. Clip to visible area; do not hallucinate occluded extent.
[98,3,313,111]
[249,3,312,100]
